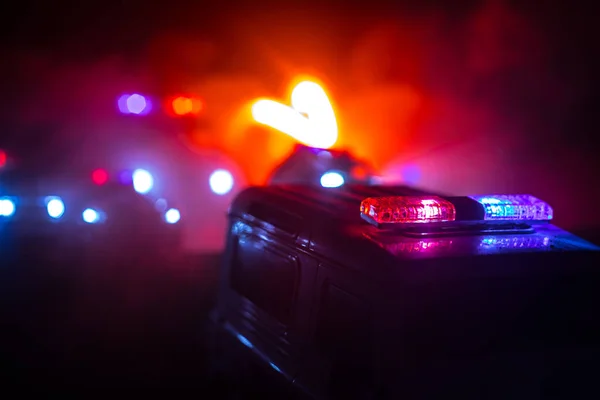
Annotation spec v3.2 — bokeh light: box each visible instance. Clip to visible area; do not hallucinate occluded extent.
[209,169,234,195]
[0,149,6,168]
[45,197,65,219]
[0,198,16,217]
[82,208,100,223]
[251,80,338,149]
[91,169,109,185]
[132,169,154,194]
[165,208,181,224]
[172,96,203,115]
[155,198,168,212]
[320,171,345,188]
[117,94,151,115]
[118,169,134,185]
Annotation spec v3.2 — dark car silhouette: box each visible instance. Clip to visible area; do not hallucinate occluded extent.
[207,184,600,399]
[0,165,182,270]
[268,144,377,187]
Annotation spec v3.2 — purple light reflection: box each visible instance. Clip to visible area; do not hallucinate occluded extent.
[118,169,133,185]
[117,94,151,115]
[378,238,454,256]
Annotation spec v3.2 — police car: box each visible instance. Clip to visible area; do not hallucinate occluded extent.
[0,166,182,269]
[207,184,600,399]
[269,144,377,187]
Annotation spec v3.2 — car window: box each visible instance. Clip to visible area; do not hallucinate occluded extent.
[230,234,298,324]
[246,202,303,236]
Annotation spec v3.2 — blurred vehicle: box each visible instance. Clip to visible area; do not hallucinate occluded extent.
[3,90,245,255]
[207,184,600,399]
[268,144,378,187]
[0,163,182,269]
[107,93,245,254]
[100,138,243,254]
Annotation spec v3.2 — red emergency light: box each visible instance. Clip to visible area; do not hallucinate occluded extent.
[360,194,553,227]
[361,196,456,225]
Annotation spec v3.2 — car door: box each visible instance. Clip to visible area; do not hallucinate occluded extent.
[294,262,374,398]
[223,216,314,382]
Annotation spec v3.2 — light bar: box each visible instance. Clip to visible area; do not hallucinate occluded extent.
[469,194,553,221]
[360,196,456,225]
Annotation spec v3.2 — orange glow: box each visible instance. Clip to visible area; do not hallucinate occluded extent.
[0,149,5,168]
[172,96,203,115]
[251,80,338,149]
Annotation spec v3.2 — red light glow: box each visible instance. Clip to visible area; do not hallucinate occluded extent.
[0,150,6,168]
[91,169,109,185]
[251,80,338,149]
[172,96,203,116]
[360,196,456,225]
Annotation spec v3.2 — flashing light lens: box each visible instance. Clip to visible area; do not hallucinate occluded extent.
[165,208,181,224]
[0,198,15,217]
[360,196,456,225]
[0,149,6,168]
[132,169,154,194]
[82,208,100,224]
[320,171,345,188]
[469,195,553,221]
[45,197,65,219]
[209,169,234,195]
[91,169,109,185]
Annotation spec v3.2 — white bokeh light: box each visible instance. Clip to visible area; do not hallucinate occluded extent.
[320,171,345,188]
[132,169,154,194]
[0,198,15,217]
[209,169,234,195]
[46,197,65,219]
[82,208,100,224]
[165,208,181,224]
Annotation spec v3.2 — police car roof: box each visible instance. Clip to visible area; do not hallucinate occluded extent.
[230,185,600,273]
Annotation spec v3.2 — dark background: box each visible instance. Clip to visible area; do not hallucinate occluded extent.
[0,0,599,391]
